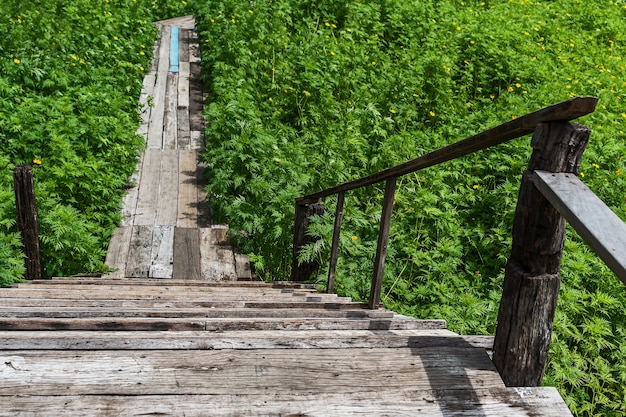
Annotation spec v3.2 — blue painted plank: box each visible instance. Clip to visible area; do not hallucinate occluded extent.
[169,26,179,73]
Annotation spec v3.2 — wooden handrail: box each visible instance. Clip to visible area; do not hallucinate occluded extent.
[297,97,598,202]
[291,97,598,311]
[534,171,626,285]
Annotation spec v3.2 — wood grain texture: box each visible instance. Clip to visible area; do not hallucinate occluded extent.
[176,151,200,227]
[124,226,153,278]
[103,227,132,278]
[173,227,201,279]
[0,387,573,416]
[162,72,178,149]
[200,227,237,281]
[534,170,626,286]
[147,26,170,149]
[148,225,174,278]
[156,150,179,225]
[134,150,160,226]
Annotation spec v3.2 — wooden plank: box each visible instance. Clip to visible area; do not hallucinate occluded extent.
[178,28,190,62]
[0,387,573,416]
[173,227,202,279]
[147,25,170,149]
[148,225,174,278]
[19,279,318,289]
[369,177,396,309]
[119,153,144,226]
[136,71,155,138]
[156,150,179,225]
[169,26,179,73]
[103,227,132,278]
[13,165,42,280]
[0,330,492,351]
[134,150,161,225]
[200,228,237,281]
[177,61,191,149]
[534,170,626,286]
[124,226,153,278]
[299,96,598,201]
[189,62,204,132]
[177,150,200,227]
[190,130,204,150]
[189,29,201,63]
[235,253,252,280]
[0,317,445,331]
[0,347,500,395]
[0,307,395,320]
[162,72,178,149]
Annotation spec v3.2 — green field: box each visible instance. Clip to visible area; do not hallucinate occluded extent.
[2,0,626,414]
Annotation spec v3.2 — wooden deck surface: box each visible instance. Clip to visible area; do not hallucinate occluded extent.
[0,15,574,416]
[104,16,250,281]
[0,278,572,416]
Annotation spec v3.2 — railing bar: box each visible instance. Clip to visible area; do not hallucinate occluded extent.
[369,177,397,309]
[326,191,345,294]
[298,97,598,202]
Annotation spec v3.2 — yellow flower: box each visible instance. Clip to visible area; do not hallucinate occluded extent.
[489,94,495,100]
[330,51,335,56]
[372,61,376,65]
[508,86,514,92]
[210,18,215,23]
[472,184,479,190]
[429,111,435,117]
[13,58,20,64]
[592,163,600,169]
[515,83,521,88]
[139,51,145,55]
[268,97,273,102]
[389,109,396,114]
[33,159,42,165]
[580,172,585,178]
[71,55,77,60]
[113,36,119,40]
[351,236,358,241]
[274,157,281,163]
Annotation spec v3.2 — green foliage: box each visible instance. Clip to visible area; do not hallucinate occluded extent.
[192,0,626,414]
[0,0,192,285]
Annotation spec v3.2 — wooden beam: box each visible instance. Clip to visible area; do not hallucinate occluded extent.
[493,122,591,387]
[369,177,396,309]
[298,97,598,201]
[13,165,42,280]
[534,170,626,286]
[327,191,345,293]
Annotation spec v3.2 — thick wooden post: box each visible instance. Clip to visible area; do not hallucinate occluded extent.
[493,122,590,386]
[13,165,43,280]
[290,198,325,281]
[327,191,345,293]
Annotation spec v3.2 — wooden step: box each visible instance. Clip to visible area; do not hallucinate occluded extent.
[0,316,445,331]
[0,329,492,350]
[0,387,572,416]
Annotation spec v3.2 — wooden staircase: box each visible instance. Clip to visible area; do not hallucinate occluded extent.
[0,16,574,416]
[0,277,572,416]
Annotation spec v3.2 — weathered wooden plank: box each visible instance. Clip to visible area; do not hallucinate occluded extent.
[190,129,204,150]
[20,279,318,289]
[0,307,395,320]
[0,330,491,351]
[162,72,178,149]
[136,71,155,138]
[200,227,237,281]
[177,150,200,227]
[103,227,132,278]
[134,150,160,225]
[147,25,170,149]
[0,289,351,303]
[0,347,499,395]
[119,154,143,226]
[156,150,179,225]
[178,28,190,63]
[534,170,626,286]
[177,61,191,149]
[0,316,445,331]
[235,253,252,279]
[189,62,204,132]
[0,387,573,416]
[189,29,201,63]
[173,227,201,279]
[299,97,598,201]
[124,226,153,278]
[149,225,174,278]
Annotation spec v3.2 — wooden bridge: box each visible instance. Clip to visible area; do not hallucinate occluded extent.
[6,16,625,415]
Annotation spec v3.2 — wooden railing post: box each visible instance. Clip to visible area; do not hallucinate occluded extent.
[13,165,43,280]
[290,198,325,281]
[326,191,345,293]
[369,177,396,309]
[493,122,591,386]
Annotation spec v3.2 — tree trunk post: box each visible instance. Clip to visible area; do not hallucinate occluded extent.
[13,165,43,280]
[290,198,325,281]
[493,122,591,386]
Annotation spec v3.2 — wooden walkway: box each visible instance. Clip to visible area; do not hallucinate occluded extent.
[104,16,250,281]
[0,16,573,416]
